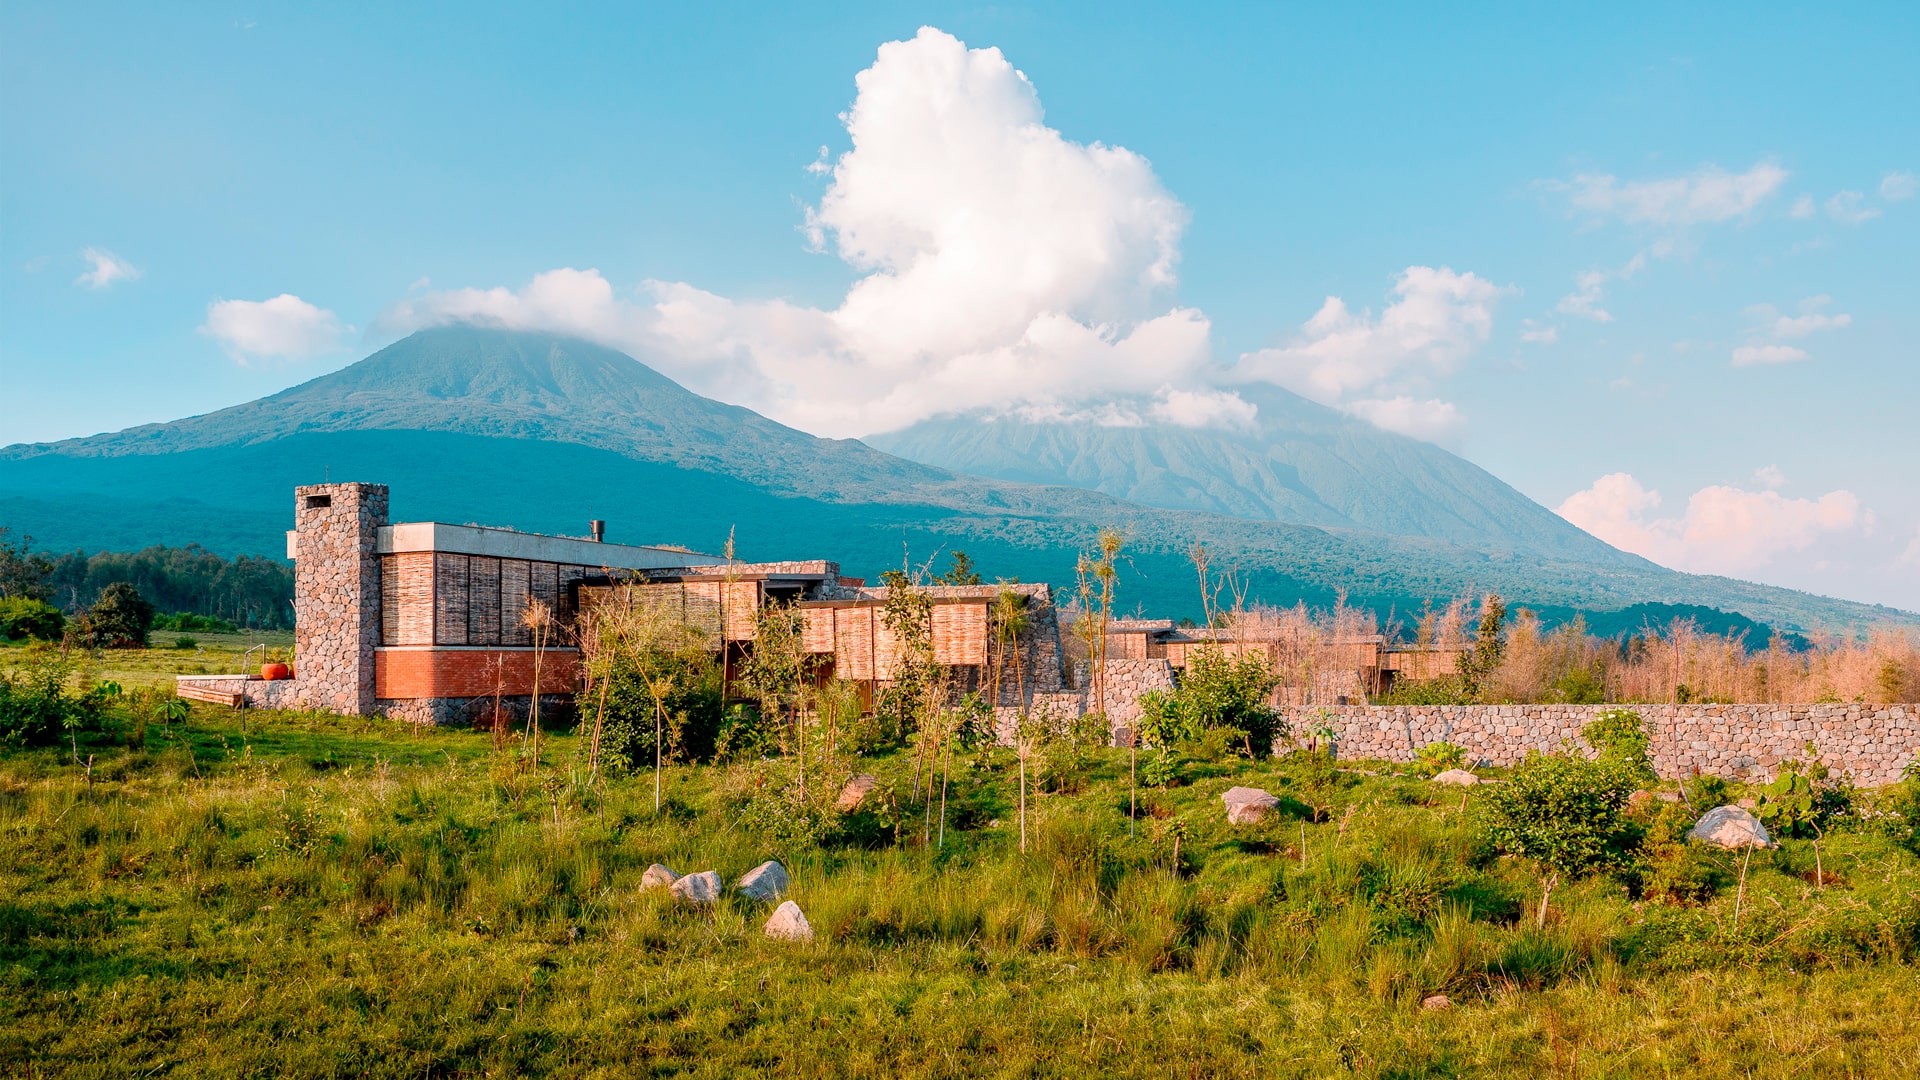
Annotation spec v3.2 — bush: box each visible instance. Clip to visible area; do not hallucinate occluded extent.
[1583,708,1653,784]
[1479,748,1640,925]
[0,646,117,746]
[1758,748,1854,839]
[1413,741,1466,777]
[0,596,65,641]
[1631,803,1723,905]
[1136,645,1284,758]
[152,612,239,634]
[86,582,155,648]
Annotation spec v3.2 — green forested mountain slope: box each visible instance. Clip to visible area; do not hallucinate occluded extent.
[866,384,1623,564]
[3,327,1911,632]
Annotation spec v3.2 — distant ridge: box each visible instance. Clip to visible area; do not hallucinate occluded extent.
[4,326,1912,633]
[867,385,1624,564]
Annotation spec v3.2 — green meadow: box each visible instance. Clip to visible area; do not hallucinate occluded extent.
[4,686,1920,1079]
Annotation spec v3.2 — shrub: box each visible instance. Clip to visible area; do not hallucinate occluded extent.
[86,582,155,648]
[1413,741,1466,777]
[1583,708,1653,784]
[1479,748,1640,926]
[0,645,117,746]
[0,596,65,641]
[1137,645,1284,758]
[1758,748,1853,839]
[1631,803,1722,905]
[152,612,239,634]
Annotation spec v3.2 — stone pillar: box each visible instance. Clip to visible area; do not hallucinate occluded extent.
[291,482,388,714]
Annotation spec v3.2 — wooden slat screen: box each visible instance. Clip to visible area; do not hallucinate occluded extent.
[500,560,531,645]
[932,602,988,666]
[468,556,501,645]
[434,554,470,645]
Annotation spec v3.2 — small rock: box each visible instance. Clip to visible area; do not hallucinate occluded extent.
[1687,805,1773,849]
[1221,786,1280,825]
[737,860,790,902]
[1431,769,1480,787]
[1421,994,1452,1011]
[1628,790,1656,810]
[1736,797,1757,810]
[835,774,879,812]
[640,863,680,891]
[669,870,723,905]
[764,900,814,942]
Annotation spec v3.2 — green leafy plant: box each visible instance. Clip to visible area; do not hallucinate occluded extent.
[1583,708,1654,784]
[1479,748,1640,927]
[1413,741,1466,777]
[0,596,66,641]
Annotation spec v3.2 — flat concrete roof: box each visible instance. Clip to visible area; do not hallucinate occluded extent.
[373,522,726,571]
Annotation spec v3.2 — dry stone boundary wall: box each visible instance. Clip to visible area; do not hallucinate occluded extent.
[1278,703,1920,786]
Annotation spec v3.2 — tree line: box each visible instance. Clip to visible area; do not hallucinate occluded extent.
[0,528,293,632]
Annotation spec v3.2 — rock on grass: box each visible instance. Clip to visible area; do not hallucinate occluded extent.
[737,860,790,902]
[764,900,814,942]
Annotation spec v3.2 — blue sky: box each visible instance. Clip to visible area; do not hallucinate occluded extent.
[3,3,1918,609]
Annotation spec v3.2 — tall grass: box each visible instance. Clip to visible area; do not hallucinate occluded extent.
[4,706,1920,1075]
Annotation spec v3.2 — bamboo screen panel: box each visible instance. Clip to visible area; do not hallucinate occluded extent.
[576,583,725,641]
[500,560,531,645]
[683,580,760,641]
[380,553,436,645]
[434,554,470,645]
[833,607,877,680]
[801,607,836,654]
[468,557,502,645]
[931,602,987,666]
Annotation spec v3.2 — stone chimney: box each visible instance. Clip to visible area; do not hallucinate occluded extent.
[291,482,389,714]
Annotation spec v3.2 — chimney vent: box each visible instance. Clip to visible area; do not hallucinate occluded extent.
[589,520,606,543]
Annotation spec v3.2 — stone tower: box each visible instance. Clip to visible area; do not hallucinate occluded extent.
[291,482,388,714]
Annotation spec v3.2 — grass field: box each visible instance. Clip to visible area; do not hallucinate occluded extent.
[4,694,1919,1078]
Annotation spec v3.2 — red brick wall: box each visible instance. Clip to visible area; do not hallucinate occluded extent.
[376,647,580,700]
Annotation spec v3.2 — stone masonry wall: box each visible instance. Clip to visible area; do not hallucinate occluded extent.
[1277,703,1920,786]
[291,482,388,715]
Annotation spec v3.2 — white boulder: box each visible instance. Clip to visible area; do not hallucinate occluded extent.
[1221,786,1280,825]
[736,860,790,903]
[640,863,680,891]
[669,869,723,905]
[764,900,814,942]
[1688,805,1772,849]
[1431,770,1481,787]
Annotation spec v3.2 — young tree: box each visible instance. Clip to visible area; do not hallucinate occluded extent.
[991,583,1034,853]
[1456,594,1509,702]
[938,550,982,585]
[743,600,810,799]
[1479,748,1639,927]
[520,598,557,767]
[0,528,55,601]
[1075,530,1124,829]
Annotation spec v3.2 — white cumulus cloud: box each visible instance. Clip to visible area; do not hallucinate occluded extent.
[1148,387,1258,430]
[1344,396,1463,442]
[1558,472,1864,576]
[201,294,347,361]
[1231,265,1503,431]
[75,247,140,289]
[376,27,1212,437]
[1557,162,1788,226]
[1556,251,1646,324]
[1883,171,1918,202]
